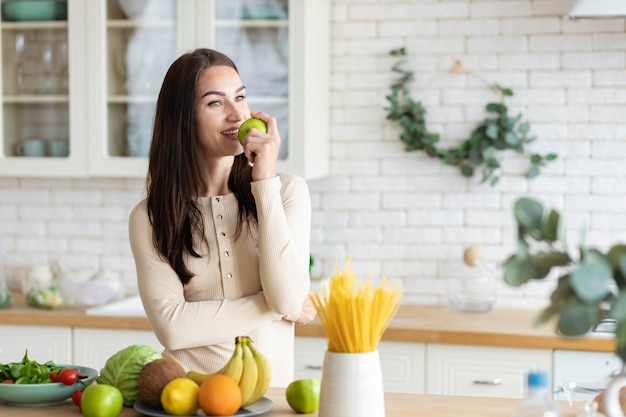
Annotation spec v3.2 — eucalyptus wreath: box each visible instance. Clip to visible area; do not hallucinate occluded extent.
[385,48,557,186]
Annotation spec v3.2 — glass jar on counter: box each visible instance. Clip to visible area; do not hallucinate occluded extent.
[21,261,64,310]
[445,246,497,313]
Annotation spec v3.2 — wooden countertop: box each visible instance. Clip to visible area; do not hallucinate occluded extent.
[1,292,617,352]
[1,293,154,331]
[0,387,580,417]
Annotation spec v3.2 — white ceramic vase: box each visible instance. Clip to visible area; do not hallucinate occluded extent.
[318,350,385,417]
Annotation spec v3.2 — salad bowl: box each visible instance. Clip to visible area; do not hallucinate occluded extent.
[0,364,97,406]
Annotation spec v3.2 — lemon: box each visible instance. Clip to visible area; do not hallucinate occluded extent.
[160,377,199,416]
[286,378,321,414]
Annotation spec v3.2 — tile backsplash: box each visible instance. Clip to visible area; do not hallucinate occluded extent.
[2,0,625,311]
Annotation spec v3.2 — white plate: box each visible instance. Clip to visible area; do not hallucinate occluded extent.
[134,397,274,417]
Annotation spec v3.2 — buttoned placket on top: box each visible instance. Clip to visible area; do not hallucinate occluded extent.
[211,195,237,298]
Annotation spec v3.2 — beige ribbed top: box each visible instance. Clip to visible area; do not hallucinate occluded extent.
[128,174,311,387]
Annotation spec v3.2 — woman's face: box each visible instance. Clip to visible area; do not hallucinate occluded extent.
[194,65,250,158]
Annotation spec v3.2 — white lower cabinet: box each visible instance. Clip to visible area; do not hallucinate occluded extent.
[553,349,623,401]
[73,328,163,371]
[294,336,326,380]
[0,324,571,401]
[0,324,72,364]
[426,343,552,398]
[379,340,426,393]
[294,336,425,393]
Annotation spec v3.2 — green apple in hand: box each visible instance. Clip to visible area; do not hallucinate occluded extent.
[285,378,321,414]
[238,117,267,143]
[81,384,124,417]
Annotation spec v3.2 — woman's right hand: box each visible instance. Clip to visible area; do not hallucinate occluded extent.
[294,292,317,325]
[241,112,280,181]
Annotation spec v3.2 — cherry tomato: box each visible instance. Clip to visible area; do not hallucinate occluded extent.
[1,380,14,384]
[49,371,60,382]
[72,389,83,409]
[59,368,78,386]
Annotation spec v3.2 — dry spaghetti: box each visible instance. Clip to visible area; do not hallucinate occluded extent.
[311,257,404,353]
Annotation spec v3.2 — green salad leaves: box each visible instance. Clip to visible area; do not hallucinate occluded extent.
[0,349,67,384]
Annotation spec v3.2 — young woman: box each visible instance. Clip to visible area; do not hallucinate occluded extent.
[128,48,315,387]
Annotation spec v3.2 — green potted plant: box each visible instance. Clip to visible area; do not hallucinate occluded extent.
[504,197,626,416]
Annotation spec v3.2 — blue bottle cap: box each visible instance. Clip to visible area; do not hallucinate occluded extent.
[527,371,549,387]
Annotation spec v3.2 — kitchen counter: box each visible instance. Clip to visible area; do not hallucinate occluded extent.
[1,292,616,352]
[0,387,579,417]
[296,302,616,352]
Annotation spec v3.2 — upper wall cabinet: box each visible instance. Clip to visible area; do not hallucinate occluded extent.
[0,0,87,177]
[0,0,329,179]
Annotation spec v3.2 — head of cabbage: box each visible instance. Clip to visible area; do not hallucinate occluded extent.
[95,344,161,406]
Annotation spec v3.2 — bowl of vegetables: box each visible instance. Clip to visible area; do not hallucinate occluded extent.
[0,351,97,406]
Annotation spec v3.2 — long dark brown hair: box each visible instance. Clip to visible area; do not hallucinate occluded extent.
[146,48,257,285]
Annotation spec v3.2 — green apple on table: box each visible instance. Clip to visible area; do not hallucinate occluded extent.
[285,378,321,414]
[80,384,124,417]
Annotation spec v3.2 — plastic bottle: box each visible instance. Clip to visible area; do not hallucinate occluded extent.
[512,371,562,417]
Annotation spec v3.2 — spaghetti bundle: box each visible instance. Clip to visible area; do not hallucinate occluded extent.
[311,257,404,353]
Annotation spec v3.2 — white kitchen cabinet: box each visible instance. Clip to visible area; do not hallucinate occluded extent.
[294,336,426,394]
[73,327,162,371]
[294,336,325,380]
[553,349,622,402]
[378,340,426,394]
[0,324,72,364]
[0,0,329,179]
[426,343,552,399]
[0,0,88,176]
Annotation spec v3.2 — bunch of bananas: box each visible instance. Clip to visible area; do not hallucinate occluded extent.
[188,336,271,407]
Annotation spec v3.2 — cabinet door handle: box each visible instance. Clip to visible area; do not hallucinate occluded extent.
[473,378,503,385]
[306,365,322,370]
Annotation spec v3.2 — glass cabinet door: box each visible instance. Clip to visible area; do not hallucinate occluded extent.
[0,0,328,179]
[0,0,85,177]
[214,0,290,160]
[211,0,330,179]
[106,0,176,158]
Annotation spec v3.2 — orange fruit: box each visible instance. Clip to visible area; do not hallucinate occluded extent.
[198,374,242,416]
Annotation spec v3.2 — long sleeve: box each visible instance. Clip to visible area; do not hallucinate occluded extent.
[128,173,311,386]
[128,200,281,350]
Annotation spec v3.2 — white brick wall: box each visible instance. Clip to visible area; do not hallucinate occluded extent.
[1,0,625,311]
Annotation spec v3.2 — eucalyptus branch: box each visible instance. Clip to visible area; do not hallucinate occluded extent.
[505,197,626,360]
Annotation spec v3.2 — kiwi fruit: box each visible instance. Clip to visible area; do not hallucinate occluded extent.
[137,358,187,409]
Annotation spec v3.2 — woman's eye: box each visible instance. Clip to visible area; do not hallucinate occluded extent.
[208,100,221,107]
[236,94,246,102]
